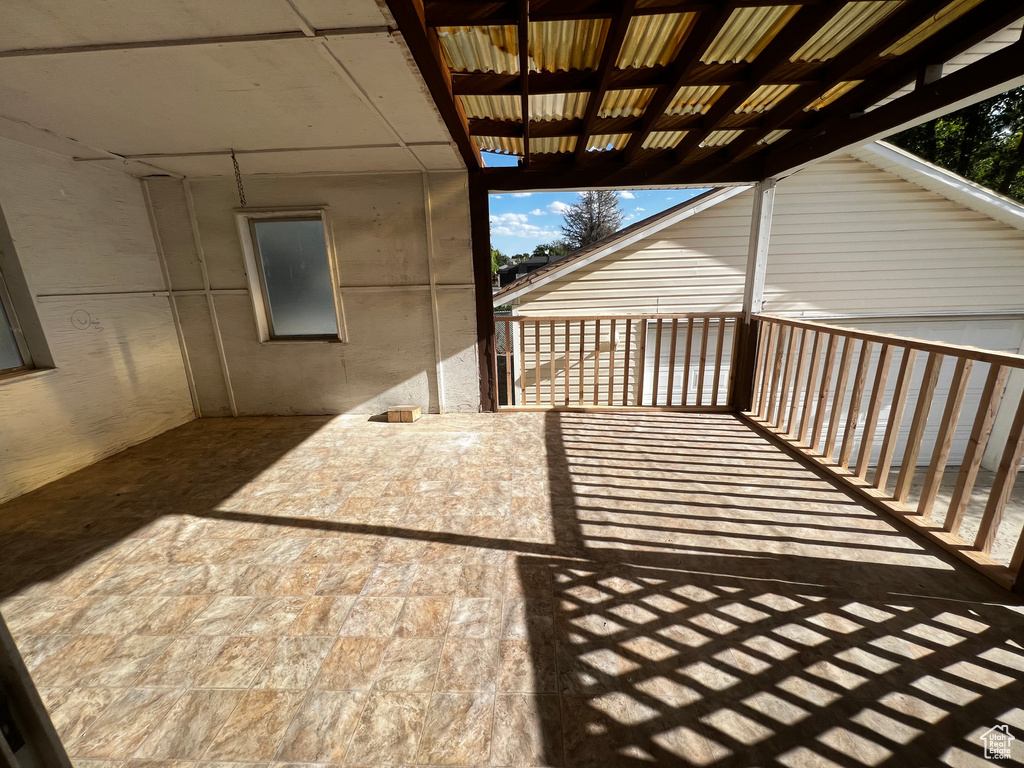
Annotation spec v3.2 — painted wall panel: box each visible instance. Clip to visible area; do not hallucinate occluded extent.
[145,178,205,292]
[174,294,232,417]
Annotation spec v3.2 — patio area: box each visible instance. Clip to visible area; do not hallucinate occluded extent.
[1,411,1022,767]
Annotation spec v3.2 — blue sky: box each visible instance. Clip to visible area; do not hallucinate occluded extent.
[484,152,707,256]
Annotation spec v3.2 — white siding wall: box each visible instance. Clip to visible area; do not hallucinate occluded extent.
[0,137,194,504]
[147,171,479,416]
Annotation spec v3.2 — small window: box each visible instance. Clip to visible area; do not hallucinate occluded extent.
[0,269,31,375]
[236,210,345,342]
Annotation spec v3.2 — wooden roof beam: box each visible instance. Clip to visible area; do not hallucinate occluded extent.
[385,0,482,169]
[762,36,1024,177]
[621,3,736,164]
[574,0,636,162]
[519,0,531,167]
[668,2,847,165]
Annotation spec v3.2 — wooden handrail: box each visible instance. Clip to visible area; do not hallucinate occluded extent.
[746,314,1024,594]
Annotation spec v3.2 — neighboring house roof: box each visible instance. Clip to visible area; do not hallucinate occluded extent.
[492,185,751,305]
[493,141,1024,306]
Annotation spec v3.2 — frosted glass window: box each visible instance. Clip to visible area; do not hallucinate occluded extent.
[0,294,24,372]
[250,218,338,338]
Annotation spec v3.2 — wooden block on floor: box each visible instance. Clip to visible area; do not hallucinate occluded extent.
[388,405,421,423]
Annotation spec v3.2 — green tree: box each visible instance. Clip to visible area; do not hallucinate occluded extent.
[532,241,570,261]
[490,246,508,273]
[560,191,623,250]
[888,85,1024,202]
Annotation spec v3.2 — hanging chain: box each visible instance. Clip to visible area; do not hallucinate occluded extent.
[230,149,247,208]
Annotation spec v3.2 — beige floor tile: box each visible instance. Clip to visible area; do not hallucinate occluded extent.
[490,694,563,767]
[372,638,443,692]
[416,691,494,766]
[40,687,121,745]
[253,637,334,690]
[275,690,367,763]
[393,596,452,637]
[69,688,183,758]
[185,597,260,635]
[194,636,279,689]
[343,691,429,766]
[435,637,499,693]
[203,690,304,761]
[338,598,404,637]
[137,635,229,688]
[134,595,213,635]
[316,637,389,690]
[133,689,244,760]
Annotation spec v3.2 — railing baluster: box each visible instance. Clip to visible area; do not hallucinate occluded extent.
[894,352,943,504]
[577,320,585,405]
[765,324,789,425]
[772,326,799,428]
[855,343,893,479]
[517,319,526,408]
[799,331,822,443]
[712,317,725,407]
[838,340,872,470]
[824,336,854,461]
[636,319,648,406]
[652,319,663,406]
[945,364,1009,535]
[564,320,570,406]
[534,320,541,405]
[503,319,513,407]
[757,322,777,419]
[811,334,837,453]
[874,348,916,493]
[549,320,556,407]
[593,319,602,405]
[684,318,695,407]
[973,391,1024,555]
[786,328,810,436]
[666,318,678,407]
[726,317,741,408]
[607,319,616,406]
[917,356,973,519]
[697,318,709,407]
[621,319,632,406]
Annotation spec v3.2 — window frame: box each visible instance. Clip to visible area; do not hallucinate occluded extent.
[0,265,33,378]
[234,207,347,344]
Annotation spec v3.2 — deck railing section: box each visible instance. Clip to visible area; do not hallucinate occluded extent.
[746,315,1024,591]
[495,313,741,411]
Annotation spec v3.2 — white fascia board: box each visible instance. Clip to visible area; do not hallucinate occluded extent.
[494,184,752,306]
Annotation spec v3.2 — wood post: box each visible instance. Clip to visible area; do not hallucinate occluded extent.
[742,179,776,322]
[468,173,496,411]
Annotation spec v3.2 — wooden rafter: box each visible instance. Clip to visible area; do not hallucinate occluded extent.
[668,2,846,164]
[384,0,481,169]
[762,36,1024,177]
[573,0,636,162]
[621,3,735,164]
[519,0,531,166]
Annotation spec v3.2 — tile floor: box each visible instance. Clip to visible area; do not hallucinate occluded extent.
[0,412,1022,767]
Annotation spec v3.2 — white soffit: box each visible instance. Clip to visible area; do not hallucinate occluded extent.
[850,142,1024,232]
[0,0,461,176]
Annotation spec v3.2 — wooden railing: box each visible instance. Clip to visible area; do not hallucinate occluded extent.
[745,315,1024,591]
[495,313,741,410]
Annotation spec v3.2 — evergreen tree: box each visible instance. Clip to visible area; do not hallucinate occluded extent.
[560,191,623,250]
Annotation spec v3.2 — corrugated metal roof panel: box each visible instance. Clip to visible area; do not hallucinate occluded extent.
[461,94,522,121]
[792,1,902,62]
[700,130,743,147]
[666,84,726,115]
[599,88,656,118]
[642,131,687,149]
[805,80,862,111]
[736,83,799,113]
[530,92,588,121]
[618,12,697,68]
[532,136,577,154]
[759,129,790,145]
[475,136,523,155]
[882,0,985,57]
[587,133,631,151]
[436,26,519,74]
[701,5,799,64]
[529,19,609,72]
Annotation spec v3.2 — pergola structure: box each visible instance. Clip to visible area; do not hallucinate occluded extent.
[388,0,1024,189]
[385,0,1024,410]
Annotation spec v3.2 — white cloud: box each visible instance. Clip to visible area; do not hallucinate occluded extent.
[529,208,546,216]
[489,212,559,239]
[493,195,502,199]
[618,191,636,199]
[512,192,532,197]
[547,200,571,214]
[635,207,645,212]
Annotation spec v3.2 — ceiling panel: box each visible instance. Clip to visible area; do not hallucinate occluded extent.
[112,146,423,177]
[0,39,396,156]
[0,0,304,49]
